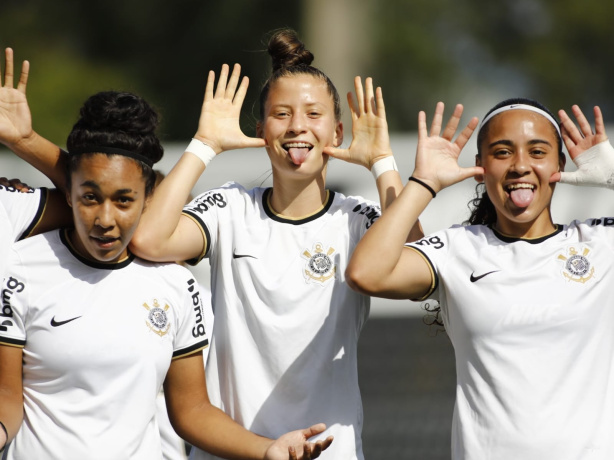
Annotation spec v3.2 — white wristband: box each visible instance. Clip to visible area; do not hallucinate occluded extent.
[185,138,216,166]
[371,156,398,180]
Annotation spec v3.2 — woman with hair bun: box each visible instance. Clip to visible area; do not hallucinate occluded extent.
[347,98,614,459]
[132,28,422,459]
[0,87,333,460]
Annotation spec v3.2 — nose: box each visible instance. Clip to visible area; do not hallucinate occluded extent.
[95,201,115,229]
[510,151,531,175]
[287,113,307,134]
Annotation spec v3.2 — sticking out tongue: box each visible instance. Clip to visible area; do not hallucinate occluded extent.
[510,187,534,208]
[288,147,310,165]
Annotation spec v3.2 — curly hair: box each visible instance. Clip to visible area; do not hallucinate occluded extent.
[66,91,163,196]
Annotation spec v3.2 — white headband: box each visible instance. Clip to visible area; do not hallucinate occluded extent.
[478,103,562,139]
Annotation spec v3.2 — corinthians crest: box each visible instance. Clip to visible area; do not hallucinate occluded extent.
[557,246,595,284]
[143,299,171,336]
[302,242,337,285]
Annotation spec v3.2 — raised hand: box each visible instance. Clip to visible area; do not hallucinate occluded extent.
[194,63,265,155]
[553,105,614,187]
[0,48,33,148]
[265,423,333,460]
[412,102,481,194]
[324,76,392,169]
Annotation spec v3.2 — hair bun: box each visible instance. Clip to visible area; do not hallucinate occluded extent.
[267,28,314,72]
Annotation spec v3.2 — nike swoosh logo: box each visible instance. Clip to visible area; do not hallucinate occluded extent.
[470,270,500,282]
[50,316,82,327]
[232,250,256,259]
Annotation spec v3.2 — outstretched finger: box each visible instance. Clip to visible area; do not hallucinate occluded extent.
[375,86,386,119]
[301,423,326,439]
[593,106,607,139]
[429,102,444,137]
[353,76,365,115]
[204,70,216,102]
[441,104,463,140]
[17,59,29,94]
[346,91,359,122]
[225,63,241,100]
[560,126,578,154]
[364,77,375,114]
[288,446,298,460]
[3,48,14,87]
[214,64,230,98]
[454,117,479,150]
[417,111,428,140]
[232,76,250,108]
[570,105,593,137]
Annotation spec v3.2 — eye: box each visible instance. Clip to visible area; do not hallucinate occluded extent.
[492,149,511,158]
[116,196,134,207]
[308,111,321,118]
[82,193,98,203]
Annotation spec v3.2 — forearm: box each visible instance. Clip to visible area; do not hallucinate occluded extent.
[172,402,273,460]
[131,152,205,259]
[347,179,432,295]
[3,131,67,191]
[375,169,424,242]
[0,346,25,450]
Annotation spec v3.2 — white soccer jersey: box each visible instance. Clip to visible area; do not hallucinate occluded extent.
[407,219,614,460]
[183,182,378,460]
[0,230,209,460]
[0,185,46,276]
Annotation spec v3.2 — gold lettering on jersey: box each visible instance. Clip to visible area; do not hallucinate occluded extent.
[557,246,594,284]
[143,299,171,336]
[302,243,337,285]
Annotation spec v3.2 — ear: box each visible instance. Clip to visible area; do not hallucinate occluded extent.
[256,121,264,140]
[333,121,343,147]
[66,190,73,208]
[474,154,484,183]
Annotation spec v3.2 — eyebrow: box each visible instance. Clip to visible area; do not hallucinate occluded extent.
[488,138,554,148]
[80,180,136,195]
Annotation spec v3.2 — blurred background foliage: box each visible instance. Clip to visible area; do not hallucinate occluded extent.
[1,0,613,145]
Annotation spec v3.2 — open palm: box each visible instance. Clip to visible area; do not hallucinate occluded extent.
[0,48,32,147]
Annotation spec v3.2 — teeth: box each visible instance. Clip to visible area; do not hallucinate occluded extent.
[283,142,312,149]
[507,183,535,191]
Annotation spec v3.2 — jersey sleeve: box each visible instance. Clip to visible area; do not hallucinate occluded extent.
[405,227,456,301]
[0,185,47,241]
[0,248,30,348]
[171,268,210,359]
[346,195,382,242]
[180,183,236,265]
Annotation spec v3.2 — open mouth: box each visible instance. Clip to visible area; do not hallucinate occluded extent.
[92,236,119,247]
[283,142,314,165]
[505,183,535,208]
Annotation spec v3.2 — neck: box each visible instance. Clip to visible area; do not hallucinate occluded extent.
[269,173,328,218]
[494,211,557,239]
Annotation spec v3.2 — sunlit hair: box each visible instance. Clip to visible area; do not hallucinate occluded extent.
[466,97,563,226]
[258,28,341,123]
[66,91,164,196]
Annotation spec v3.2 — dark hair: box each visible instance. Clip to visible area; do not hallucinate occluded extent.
[258,28,341,122]
[466,97,563,226]
[66,91,163,196]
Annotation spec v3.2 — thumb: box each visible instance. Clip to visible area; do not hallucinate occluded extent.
[323,146,350,161]
[557,171,579,185]
[301,423,327,439]
[549,171,561,183]
[240,136,267,149]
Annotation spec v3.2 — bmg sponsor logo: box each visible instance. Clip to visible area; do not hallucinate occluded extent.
[187,278,206,338]
[1,276,25,332]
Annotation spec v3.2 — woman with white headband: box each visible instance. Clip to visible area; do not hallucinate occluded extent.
[346,97,614,460]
